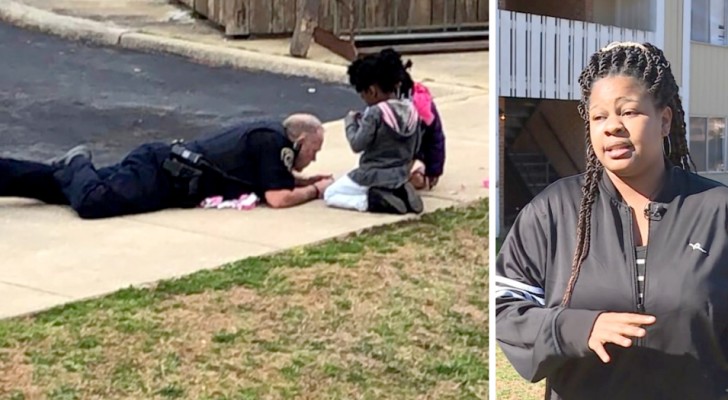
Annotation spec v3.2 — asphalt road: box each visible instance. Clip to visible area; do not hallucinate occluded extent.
[0,22,361,166]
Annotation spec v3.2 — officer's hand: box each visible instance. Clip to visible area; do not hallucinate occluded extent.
[314,178,334,197]
[588,312,656,363]
[307,174,334,184]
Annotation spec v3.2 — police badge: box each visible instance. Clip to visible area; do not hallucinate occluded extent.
[280,147,295,171]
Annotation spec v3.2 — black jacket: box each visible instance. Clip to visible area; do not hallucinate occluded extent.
[496,164,728,400]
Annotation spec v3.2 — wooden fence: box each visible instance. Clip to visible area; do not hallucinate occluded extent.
[177,0,488,37]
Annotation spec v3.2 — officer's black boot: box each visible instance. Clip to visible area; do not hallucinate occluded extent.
[367,187,407,214]
[395,182,424,214]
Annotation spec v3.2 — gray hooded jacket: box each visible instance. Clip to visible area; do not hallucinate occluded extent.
[344,98,421,189]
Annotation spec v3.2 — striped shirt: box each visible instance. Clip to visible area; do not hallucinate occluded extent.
[636,246,647,307]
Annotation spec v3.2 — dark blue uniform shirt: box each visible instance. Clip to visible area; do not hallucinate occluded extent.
[187,120,296,200]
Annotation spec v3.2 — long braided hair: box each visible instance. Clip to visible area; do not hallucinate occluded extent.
[560,42,696,306]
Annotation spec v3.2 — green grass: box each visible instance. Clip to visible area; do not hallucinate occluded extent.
[495,230,545,398]
[0,199,488,400]
[495,346,544,399]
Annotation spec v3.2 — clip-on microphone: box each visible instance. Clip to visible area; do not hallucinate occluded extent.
[643,203,666,221]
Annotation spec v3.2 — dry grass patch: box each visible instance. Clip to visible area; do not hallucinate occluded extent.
[495,347,544,400]
[0,200,487,400]
[494,236,545,400]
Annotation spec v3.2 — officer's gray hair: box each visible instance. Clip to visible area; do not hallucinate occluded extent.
[283,113,323,140]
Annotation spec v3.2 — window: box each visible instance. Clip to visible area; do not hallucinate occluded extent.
[690,116,727,172]
[692,0,728,45]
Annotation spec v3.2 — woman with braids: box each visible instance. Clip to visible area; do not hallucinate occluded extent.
[496,41,728,400]
[323,49,424,214]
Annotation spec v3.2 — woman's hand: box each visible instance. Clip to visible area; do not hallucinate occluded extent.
[588,312,656,363]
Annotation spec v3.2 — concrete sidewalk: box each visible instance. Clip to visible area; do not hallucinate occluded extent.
[0,0,488,318]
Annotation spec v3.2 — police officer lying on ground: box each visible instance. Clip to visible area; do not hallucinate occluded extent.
[0,113,334,219]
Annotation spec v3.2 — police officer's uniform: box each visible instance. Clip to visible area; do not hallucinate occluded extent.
[21,120,297,219]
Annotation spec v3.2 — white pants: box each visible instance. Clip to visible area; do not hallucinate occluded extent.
[323,174,369,212]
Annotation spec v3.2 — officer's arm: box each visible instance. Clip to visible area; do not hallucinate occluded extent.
[292,171,309,186]
[292,172,333,187]
[264,185,319,208]
[252,129,326,207]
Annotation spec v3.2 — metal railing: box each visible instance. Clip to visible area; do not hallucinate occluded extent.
[498,10,655,100]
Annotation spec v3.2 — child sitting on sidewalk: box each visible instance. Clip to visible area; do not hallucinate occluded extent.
[407,81,446,190]
[323,50,423,215]
[394,55,447,191]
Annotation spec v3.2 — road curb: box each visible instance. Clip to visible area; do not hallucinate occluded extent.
[0,0,129,46]
[118,32,349,85]
[0,0,483,95]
